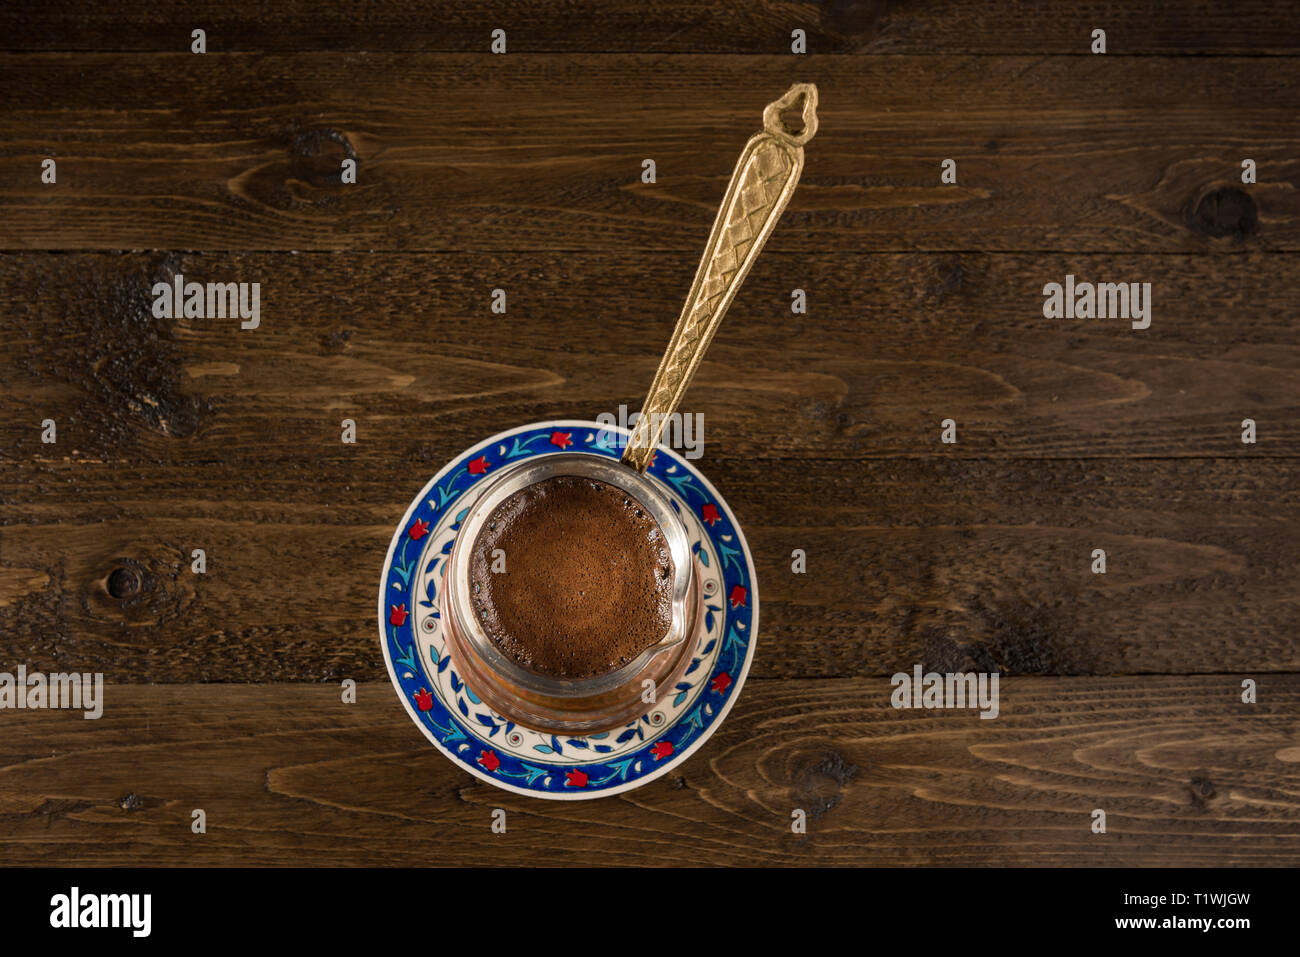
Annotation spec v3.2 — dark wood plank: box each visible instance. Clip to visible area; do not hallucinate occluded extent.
[2,249,1294,680]
[1,251,1295,464]
[1,55,1296,252]
[3,2,1298,55]
[3,455,1296,681]
[0,679,1294,866]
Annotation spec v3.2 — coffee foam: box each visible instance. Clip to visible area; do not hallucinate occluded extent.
[468,475,675,680]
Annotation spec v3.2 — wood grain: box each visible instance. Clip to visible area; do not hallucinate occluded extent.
[0,679,1294,866]
[1,250,1295,683]
[1,55,1295,252]
[2,454,1296,681]
[3,1,1298,55]
[1,251,1294,464]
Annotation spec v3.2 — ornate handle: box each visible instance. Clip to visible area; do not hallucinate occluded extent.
[622,83,819,472]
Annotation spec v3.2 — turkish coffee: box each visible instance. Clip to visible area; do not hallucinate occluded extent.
[468,475,674,680]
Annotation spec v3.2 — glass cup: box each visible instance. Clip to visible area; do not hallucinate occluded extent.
[439,451,701,734]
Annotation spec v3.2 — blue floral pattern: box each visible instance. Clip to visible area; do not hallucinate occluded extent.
[379,421,758,799]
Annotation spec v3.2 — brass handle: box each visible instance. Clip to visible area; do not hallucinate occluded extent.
[622,83,819,472]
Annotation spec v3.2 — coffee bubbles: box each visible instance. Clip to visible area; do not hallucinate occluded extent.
[467,476,674,680]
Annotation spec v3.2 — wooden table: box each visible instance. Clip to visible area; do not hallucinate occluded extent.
[1,1,1298,866]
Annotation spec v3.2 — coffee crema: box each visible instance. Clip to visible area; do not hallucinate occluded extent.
[468,475,675,680]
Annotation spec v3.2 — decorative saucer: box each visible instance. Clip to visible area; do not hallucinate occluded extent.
[378,420,758,800]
